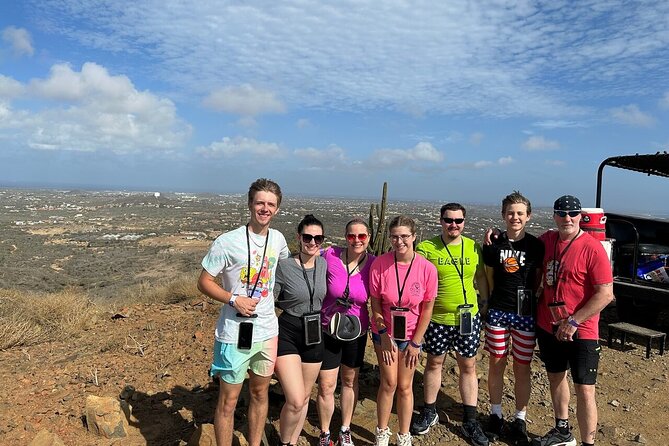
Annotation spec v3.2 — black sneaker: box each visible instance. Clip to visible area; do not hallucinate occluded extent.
[486,414,504,440]
[410,407,439,435]
[530,427,576,446]
[508,418,529,446]
[461,420,490,446]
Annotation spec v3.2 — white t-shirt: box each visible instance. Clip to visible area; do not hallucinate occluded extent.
[201,225,289,343]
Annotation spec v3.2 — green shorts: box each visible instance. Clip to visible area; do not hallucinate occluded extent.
[210,337,278,384]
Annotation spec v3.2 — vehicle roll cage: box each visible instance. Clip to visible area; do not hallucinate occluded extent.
[596,151,669,285]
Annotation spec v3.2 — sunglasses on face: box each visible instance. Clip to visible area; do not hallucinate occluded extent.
[554,210,581,218]
[441,217,465,224]
[346,233,368,242]
[389,234,413,242]
[301,233,325,244]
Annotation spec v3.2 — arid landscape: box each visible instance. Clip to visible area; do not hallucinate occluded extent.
[0,188,667,446]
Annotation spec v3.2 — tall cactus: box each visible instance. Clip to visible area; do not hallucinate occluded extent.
[368,182,388,255]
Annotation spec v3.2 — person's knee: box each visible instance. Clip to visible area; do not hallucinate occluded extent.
[319,378,336,397]
[284,392,307,414]
[458,358,476,376]
[379,374,397,393]
[341,372,358,390]
[216,393,239,417]
[574,383,596,401]
[396,380,413,397]
[426,355,445,372]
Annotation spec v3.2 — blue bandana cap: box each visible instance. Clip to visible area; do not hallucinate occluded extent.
[553,195,581,211]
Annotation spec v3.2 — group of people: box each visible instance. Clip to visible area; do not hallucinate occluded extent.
[197,178,614,446]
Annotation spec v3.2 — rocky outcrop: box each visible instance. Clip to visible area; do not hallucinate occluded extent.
[84,395,128,438]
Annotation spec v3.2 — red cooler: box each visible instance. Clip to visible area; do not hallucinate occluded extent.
[581,208,606,240]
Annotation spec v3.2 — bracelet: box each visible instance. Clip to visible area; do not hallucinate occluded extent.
[228,295,237,308]
[378,327,388,335]
[409,340,422,348]
[567,316,579,328]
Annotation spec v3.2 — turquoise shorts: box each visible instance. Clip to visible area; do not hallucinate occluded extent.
[210,337,278,384]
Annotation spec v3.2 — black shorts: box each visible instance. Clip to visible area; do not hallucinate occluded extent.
[277,312,324,363]
[536,327,601,385]
[321,332,367,370]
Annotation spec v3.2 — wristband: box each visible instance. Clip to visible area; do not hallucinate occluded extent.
[409,340,422,348]
[229,295,237,308]
[567,316,579,328]
[378,327,388,335]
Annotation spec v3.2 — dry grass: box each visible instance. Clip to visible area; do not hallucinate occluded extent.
[116,271,203,306]
[0,288,99,350]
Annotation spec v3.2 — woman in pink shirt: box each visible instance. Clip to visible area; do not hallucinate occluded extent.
[317,218,375,446]
[369,215,438,446]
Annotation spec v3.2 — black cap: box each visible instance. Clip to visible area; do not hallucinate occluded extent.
[553,195,581,211]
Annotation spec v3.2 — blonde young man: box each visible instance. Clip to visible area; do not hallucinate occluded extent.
[197,178,290,446]
[482,192,544,446]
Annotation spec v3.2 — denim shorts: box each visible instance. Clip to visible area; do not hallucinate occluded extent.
[371,332,410,351]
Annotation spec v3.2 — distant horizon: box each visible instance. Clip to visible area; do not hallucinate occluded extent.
[3,181,669,218]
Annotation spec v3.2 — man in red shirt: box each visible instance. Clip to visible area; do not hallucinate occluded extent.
[533,195,613,446]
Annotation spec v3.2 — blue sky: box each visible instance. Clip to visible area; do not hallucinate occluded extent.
[1,1,668,212]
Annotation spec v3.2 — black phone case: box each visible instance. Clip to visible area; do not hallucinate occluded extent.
[237,321,254,350]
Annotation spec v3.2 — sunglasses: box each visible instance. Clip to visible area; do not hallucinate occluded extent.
[301,233,325,244]
[442,217,465,224]
[346,233,369,242]
[554,210,581,218]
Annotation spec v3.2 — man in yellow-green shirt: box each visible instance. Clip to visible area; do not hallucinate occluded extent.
[411,202,490,446]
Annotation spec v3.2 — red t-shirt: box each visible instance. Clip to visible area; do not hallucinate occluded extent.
[537,230,613,340]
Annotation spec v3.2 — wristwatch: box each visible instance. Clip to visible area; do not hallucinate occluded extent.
[229,295,237,308]
[567,316,579,328]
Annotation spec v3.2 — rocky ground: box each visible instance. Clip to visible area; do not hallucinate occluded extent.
[0,301,666,446]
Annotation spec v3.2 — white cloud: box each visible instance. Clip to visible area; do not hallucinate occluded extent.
[0,75,25,98]
[1,63,190,153]
[294,145,347,169]
[33,1,669,119]
[610,104,655,127]
[498,156,514,165]
[522,135,560,151]
[371,142,444,167]
[473,160,493,169]
[197,136,283,159]
[469,132,484,145]
[659,92,669,109]
[202,84,285,116]
[545,159,566,167]
[296,118,311,129]
[2,26,34,56]
[533,120,587,129]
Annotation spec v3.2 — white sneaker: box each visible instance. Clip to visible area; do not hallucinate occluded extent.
[396,432,412,446]
[338,428,355,446]
[374,427,392,446]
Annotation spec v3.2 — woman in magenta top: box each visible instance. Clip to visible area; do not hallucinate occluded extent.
[369,215,438,446]
[317,217,375,446]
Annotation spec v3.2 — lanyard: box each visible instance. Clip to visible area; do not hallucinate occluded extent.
[299,254,317,313]
[442,236,468,305]
[393,252,415,307]
[551,229,581,302]
[343,249,366,302]
[245,224,269,299]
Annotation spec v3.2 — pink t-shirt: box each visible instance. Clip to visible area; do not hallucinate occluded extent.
[369,252,438,338]
[321,246,375,331]
[537,230,613,340]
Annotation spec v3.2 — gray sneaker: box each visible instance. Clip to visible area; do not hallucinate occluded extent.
[531,427,576,446]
